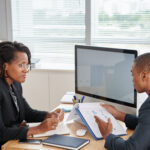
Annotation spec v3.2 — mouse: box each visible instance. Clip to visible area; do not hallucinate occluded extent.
[76,129,87,136]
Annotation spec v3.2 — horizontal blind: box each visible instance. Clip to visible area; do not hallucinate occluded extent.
[93,0,150,44]
[11,0,85,64]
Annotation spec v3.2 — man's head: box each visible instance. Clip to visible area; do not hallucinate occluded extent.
[132,53,150,94]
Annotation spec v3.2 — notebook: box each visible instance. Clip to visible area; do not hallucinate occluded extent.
[67,103,127,140]
[42,134,90,150]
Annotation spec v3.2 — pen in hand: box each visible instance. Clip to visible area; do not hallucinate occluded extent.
[19,120,28,127]
[57,109,64,122]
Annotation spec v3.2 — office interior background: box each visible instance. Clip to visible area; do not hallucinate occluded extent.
[0,0,149,111]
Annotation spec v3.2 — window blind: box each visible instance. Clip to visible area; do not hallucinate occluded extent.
[11,0,85,64]
[11,0,150,65]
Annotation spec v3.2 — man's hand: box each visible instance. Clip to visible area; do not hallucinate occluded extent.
[101,104,126,122]
[45,108,64,122]
[94,115,112,139]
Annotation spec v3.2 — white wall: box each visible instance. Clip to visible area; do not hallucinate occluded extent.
[22,69,75,111]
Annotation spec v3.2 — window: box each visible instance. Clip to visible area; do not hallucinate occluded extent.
[93,0,150,44]
[10,0,150,66]
[11,0,85,65]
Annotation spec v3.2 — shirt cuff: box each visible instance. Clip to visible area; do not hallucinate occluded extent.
[19,126,29,139]
[124,114,129,123]
[104,134,114,149]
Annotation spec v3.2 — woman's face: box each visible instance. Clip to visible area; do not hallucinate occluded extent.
[4,51,30,84]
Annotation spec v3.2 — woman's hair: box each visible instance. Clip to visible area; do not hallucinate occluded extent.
[0,41,31,78]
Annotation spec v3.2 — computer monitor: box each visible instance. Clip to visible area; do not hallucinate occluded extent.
[75,45,138,113]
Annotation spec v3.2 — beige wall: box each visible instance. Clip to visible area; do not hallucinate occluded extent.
[22,69,75,111]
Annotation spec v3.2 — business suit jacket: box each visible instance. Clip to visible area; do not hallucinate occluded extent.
[0,78,48,146]
[105,95,150,150]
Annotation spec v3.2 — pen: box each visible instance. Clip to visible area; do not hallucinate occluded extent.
[78,99,80,103]
[81,96,85,103]
[73,96,77,100]
[72,98,76,104]
[57,110,62,119]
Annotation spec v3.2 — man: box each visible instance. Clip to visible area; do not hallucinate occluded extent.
[95,53,150,150]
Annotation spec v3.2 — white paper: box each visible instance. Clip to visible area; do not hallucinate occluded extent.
[66,91,75,95]
[67,103,80,121]
[60,94,74,103]
[67,102,127,139]
[28,122,69,138]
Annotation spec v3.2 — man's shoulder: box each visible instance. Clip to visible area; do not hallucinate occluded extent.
[139,96,150,122]
[140,96,150,109]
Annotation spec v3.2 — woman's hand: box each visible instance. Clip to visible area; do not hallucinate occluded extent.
[27,118,59,136]
[101,104,126,121]
[45,108,64,122]
[38,118,59,132]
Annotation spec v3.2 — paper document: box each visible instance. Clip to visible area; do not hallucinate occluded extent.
[28,122,69,138]
[67,103,127,140]
[60,92,75,103]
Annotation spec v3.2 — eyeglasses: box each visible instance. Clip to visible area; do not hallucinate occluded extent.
[18,64,31,71]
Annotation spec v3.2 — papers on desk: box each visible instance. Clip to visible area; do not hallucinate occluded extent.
[60,92,75,103]
[67,103,127,140]
[28,122,69,138]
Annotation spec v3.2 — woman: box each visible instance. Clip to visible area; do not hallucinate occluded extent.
[0,41,64,147]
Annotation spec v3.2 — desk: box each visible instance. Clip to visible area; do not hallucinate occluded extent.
[2,105,134,150]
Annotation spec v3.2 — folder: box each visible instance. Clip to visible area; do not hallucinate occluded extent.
[67,103,127,140]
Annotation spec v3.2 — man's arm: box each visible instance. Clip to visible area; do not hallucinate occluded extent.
[95,105,150,150]
[101,104,138,129]
[105,122,149,150]
[124,114,138,129]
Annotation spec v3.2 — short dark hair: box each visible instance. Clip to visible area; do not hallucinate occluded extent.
[134,52,150,73]
[0,41,31,78]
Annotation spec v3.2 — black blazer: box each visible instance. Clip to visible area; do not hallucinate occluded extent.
[105,95,150,150]
[0,78,47,145]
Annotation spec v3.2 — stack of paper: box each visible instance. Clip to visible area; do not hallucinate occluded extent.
[60,92,75,103]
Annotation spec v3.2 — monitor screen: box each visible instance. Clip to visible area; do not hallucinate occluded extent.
[75,45,137,107]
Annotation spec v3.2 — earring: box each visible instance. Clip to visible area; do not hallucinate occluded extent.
[5,70,9,78]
